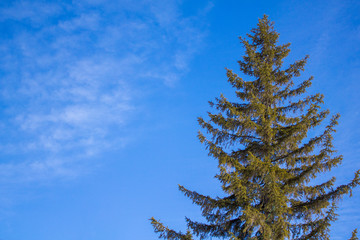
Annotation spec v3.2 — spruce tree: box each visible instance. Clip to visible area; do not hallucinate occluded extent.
[150,15,360,240]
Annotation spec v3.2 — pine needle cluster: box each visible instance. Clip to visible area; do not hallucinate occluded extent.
[151,15,359,240]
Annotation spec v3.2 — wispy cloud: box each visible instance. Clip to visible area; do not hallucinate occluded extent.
[0,0,210,181]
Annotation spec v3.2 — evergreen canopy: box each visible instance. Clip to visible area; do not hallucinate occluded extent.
[151,15,360,240]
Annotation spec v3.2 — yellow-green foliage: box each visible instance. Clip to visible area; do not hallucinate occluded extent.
[150,15,359,240]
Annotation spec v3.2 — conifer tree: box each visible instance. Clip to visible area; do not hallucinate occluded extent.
[150,15,360,240]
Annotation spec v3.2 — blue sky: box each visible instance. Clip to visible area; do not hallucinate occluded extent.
[0,0,359,239]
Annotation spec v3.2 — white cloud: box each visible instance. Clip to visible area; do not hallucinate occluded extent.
[0,0,209,181]
[0,1,62,22]
[58,13,101,31]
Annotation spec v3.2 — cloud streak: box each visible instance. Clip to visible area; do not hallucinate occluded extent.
[0,0,209,181]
